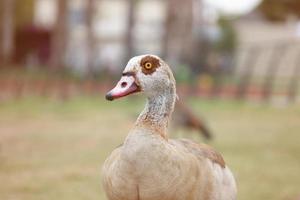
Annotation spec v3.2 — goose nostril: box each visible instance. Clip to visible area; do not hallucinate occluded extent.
[121,82,127,88]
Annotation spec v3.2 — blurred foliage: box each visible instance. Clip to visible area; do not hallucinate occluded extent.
[197,73,214,90]
[184,17,237,79]
[216,17,237,53]
[174,64,192,84]
[259,0,300,21]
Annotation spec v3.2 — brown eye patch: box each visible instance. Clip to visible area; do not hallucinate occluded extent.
[140,56,160,75]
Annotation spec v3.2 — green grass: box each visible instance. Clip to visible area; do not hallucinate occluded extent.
[0,97,299,200]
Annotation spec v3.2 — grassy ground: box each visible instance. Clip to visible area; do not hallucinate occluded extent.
[0,97,299,200]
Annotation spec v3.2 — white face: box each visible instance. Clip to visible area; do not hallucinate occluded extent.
[124,55,172,96]
[106,55,174,101]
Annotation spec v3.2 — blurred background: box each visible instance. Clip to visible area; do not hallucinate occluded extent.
[0,0,299,200]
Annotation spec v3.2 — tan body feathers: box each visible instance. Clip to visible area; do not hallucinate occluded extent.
[103,55,237,200]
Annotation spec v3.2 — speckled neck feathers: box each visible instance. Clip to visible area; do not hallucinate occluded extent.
[135,80,176,139]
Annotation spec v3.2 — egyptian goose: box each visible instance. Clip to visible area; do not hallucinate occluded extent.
[102,55,237,200]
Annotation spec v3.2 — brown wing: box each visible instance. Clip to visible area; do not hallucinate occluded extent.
[173,138,225,168]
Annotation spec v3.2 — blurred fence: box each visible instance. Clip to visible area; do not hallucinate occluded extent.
[0,72,112,101]
[1,38,300,104]
[234,39,300,103]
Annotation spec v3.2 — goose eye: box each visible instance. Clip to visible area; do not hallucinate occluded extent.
[144,62,152,70]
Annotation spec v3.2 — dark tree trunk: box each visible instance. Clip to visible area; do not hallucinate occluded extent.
[86,0,96,75]
[0,0,15,66]
[162,0,172,59]
[50,0,68,69]
[124,0,136,62]
[163,0,193,61]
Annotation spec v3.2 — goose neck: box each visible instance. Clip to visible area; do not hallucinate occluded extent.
[135,86,176,138]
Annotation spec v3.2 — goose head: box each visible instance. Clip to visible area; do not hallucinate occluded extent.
[106,55,175,101]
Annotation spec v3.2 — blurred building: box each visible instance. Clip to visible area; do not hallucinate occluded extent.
[234,11,300,78]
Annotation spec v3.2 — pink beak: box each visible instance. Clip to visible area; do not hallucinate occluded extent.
[105,75,140,101]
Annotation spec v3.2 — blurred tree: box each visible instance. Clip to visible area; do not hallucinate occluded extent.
[259,0,300,21]
[86,0,96,75]
[210,17,237,97]
[124,0,137,62]
[163,0,193,61]
[0,0,15,65]
[50,0,68,69]
[15,0,34,28]
[162,0,172,59]
[216,17,236,54]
